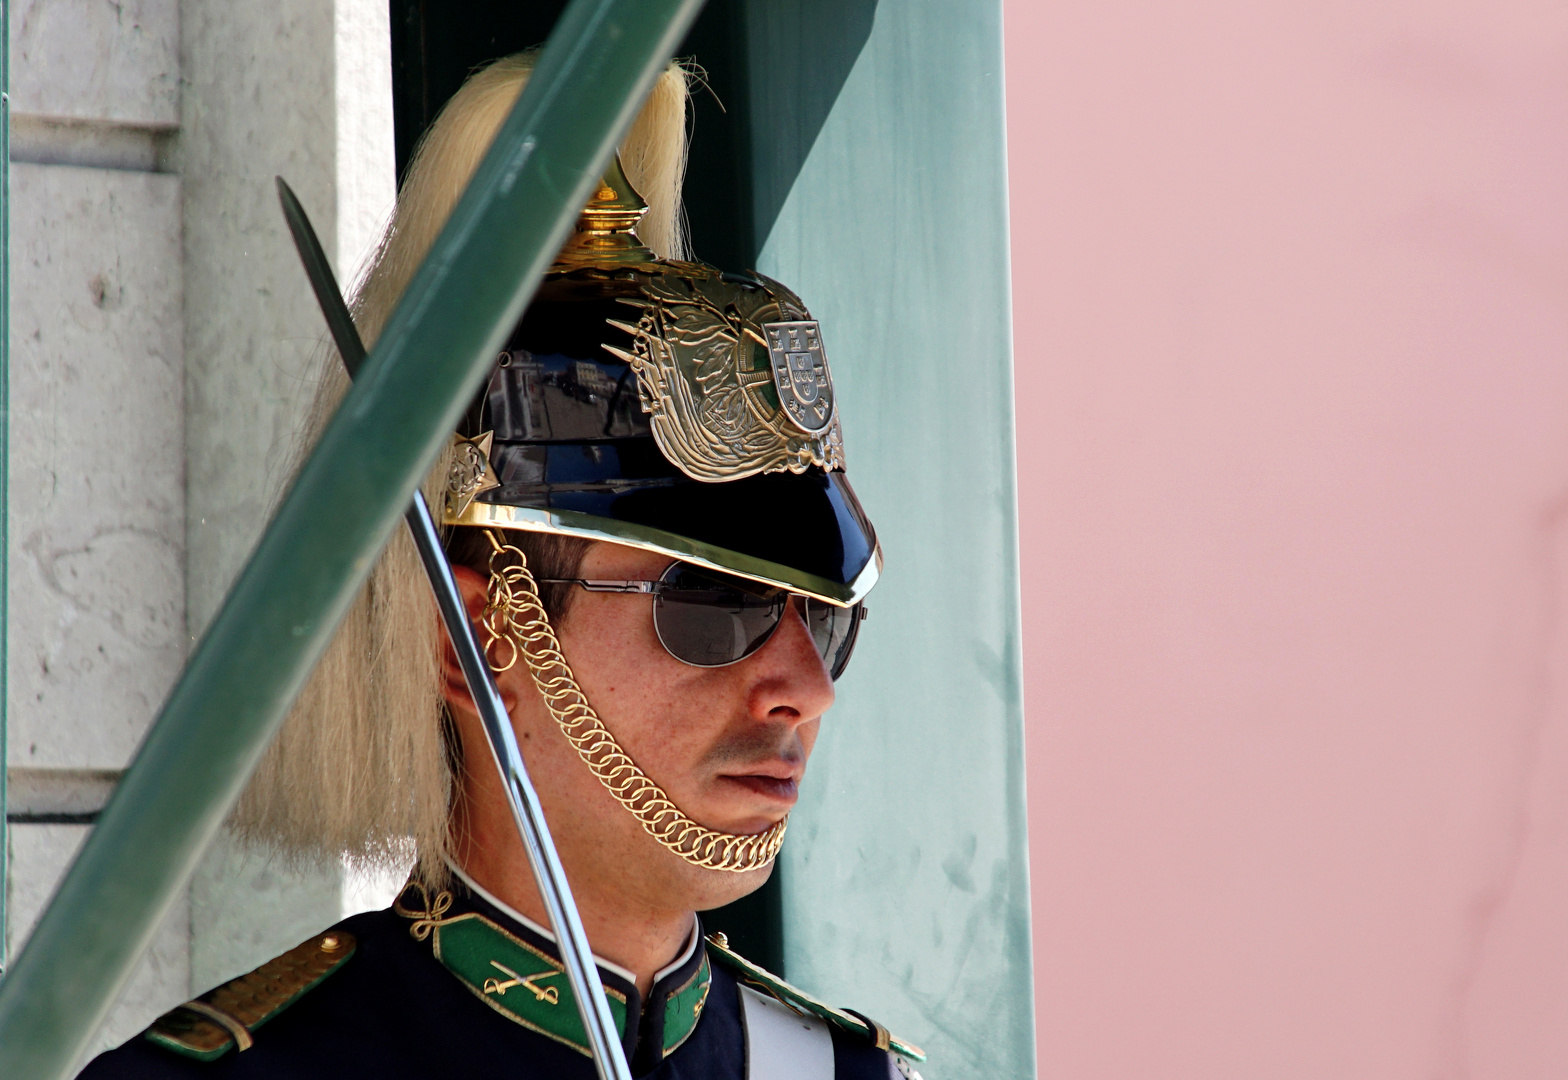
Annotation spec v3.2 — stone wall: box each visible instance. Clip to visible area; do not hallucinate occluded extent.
[6,0,188,1059]
[4,0,394,1065]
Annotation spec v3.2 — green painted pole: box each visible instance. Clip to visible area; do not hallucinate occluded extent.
[0,1,703,1074]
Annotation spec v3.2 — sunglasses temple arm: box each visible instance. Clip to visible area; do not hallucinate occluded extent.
[278,179,634,1080]
[573,579,660,594]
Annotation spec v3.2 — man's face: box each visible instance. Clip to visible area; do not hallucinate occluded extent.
[451,540,837,914]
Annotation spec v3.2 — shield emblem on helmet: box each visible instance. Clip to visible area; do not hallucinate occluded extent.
[766,321,835,434]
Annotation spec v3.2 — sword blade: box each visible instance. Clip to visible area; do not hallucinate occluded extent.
[275,179,368,375]
[276,177,632,1080]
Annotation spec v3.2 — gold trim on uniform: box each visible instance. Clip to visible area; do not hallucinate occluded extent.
[144,932,357,1061]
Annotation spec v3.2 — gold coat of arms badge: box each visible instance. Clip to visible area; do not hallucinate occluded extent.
[604,270,845,483]
[766,320,835,435]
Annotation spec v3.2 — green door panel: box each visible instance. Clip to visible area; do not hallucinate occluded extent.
[749,3,1036,1076]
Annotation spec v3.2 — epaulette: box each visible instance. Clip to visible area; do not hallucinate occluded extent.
[704,932,926,1063]
[144,931,356,1061]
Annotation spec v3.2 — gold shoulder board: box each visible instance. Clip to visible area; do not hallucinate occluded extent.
[145,931,355,1061]
[704,932,925,1063]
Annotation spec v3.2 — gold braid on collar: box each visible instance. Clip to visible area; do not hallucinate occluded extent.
[393,882,457,941]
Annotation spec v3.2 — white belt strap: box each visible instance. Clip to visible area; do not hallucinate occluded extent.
[739,983,835,1080]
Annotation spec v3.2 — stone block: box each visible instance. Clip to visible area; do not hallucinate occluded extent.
[179,0,336,633]
[7,823,189,1064]
[8,162,184,770]
[5,767,118,815]
[10,0,179,127]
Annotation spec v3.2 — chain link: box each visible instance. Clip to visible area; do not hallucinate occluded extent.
[480,530,787,873]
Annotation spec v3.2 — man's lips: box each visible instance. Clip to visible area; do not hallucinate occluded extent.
[720,773,800,803]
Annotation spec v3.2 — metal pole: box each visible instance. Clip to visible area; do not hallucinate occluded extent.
[0,1,704,1075]
[277,178,632,1080]
[411,504,636,1080]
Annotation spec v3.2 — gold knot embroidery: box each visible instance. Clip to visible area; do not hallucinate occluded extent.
[392,883,455,942]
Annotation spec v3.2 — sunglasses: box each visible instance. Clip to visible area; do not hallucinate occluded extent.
[535,562,865,679]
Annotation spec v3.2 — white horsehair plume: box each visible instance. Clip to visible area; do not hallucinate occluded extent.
[230,53,692,888]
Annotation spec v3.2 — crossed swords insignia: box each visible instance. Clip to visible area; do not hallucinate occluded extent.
[482,960,562,1005]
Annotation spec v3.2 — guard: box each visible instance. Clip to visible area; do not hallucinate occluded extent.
[80,53,922,1080]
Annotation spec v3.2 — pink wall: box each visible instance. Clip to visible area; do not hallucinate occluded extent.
[1007,3,1568,1077]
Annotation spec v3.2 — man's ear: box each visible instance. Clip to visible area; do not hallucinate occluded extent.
[449,562,490,621]
[438,563,516,715]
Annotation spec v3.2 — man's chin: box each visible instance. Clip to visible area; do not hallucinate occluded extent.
[693,800,790,839]
[692,857,776,911]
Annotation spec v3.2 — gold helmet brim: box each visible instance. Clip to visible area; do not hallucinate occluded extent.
[448,477,881,607]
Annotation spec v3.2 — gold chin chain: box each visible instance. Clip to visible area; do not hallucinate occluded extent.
[479,530,787,873]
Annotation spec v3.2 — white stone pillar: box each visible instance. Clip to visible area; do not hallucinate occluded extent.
[177,0,396,997]
[6,0,188,1062]
[5,0,395,1062]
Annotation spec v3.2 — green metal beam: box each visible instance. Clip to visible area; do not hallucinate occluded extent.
[0,0,704,1073]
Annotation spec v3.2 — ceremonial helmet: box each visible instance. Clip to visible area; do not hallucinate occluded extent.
[238,57,873,881]
[441,156,880,609]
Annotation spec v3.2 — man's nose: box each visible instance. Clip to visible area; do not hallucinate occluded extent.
[745,597,835,722]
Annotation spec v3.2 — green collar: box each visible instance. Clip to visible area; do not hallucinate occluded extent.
[395,884,710,1061]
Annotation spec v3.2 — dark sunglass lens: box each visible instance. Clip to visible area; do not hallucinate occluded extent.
[803,599,863,680]
[652,565,787,667]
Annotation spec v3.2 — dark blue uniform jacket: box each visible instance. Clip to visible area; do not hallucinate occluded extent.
[79,882,899,1079]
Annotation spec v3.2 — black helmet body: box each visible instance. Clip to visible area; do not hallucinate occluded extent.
[443,160,880,606]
